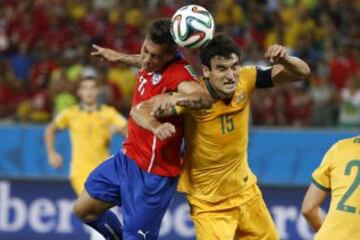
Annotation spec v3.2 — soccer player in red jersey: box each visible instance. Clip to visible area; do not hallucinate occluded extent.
[73,19,212,240]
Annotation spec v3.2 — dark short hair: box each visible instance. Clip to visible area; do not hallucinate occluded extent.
[200,33,242,68]
[147,19,177,52]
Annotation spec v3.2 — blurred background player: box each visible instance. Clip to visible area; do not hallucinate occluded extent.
[45,76,127,195]
[72,19,212,240]
[131,33,310,239]
[302,135,360,240]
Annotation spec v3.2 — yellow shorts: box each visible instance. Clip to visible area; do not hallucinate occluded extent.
[187,184,279,240]
[70,164,100,196]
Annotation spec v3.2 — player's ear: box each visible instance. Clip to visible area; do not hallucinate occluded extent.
[202,64,210,78]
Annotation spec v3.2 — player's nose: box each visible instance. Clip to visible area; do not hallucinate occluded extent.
[226,69,235,81]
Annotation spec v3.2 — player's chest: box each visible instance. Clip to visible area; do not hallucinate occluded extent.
[134,73,170,101]
[69,113,110,134]
[187,107,248,141]
[192,92,249,122]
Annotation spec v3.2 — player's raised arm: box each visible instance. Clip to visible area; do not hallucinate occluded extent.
[301,183,328,232]
[265,44,310,86]
[91,44,142,68]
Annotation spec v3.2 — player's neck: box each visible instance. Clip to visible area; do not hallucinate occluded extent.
[204,78,233,101]
[81,103,98,112]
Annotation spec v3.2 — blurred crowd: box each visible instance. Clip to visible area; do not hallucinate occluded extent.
[0,0,359,128]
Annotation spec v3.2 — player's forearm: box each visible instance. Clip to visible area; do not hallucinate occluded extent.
[177,91,213,109]
[302,207,324,232]
[44,125,57,155]
[117,54,142,68]
[280,56,310,79]
[130,103,161,133]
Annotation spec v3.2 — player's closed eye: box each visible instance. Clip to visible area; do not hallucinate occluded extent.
[151,55,161,60]
[231,65,239,71]
[217,67,227,72]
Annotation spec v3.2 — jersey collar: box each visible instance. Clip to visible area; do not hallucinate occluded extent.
[79,103,101,112]
[204,78,220,99]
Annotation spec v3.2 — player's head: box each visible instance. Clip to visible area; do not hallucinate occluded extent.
[200,33,242,98]
[141,19,178,72]
[77,77,100,105]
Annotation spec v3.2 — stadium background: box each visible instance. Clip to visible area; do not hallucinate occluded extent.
[0,0,359,239]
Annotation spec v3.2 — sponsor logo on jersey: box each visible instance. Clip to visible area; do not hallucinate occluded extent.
[152,73,162,85]
[235,92,246,102]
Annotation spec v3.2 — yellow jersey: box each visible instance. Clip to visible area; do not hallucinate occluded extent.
[178,66,258,203]
[54,104,127,177]
[312,136,360,240]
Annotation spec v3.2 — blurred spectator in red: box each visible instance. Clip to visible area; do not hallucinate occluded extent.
[338,74,360,128]
[286,83,312,127]
[309,60,337,126]
[0,59,26,118]
[251,88,288,126]
[330,44,359,90]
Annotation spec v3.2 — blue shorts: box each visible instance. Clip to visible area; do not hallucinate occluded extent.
[85,151,178,240]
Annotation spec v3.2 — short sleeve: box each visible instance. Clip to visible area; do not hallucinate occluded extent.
[255,66,273,89]
[54,109,71,129]
[312,144,336,192]
[108,107,127,129]
[239,66,257,94]
[166,63,198,91]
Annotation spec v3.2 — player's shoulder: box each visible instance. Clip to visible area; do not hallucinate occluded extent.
[165,59,196,77]
[326,136,360,157]
[99,104,118,113]
[236,66,257,90]
[336,135,360,147]
[59,105,79,115]
[239,66,257,81]
[239,66,257,73]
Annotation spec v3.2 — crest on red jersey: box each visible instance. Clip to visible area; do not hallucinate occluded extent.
[152,73,162,85]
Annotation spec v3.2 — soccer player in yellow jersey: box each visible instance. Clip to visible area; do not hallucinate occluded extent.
[131,33,310,240]
[45,76,127,195]
[302,136,360,240]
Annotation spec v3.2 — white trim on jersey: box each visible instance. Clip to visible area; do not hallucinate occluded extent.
[147,135,157,172]
[104,223,120,240]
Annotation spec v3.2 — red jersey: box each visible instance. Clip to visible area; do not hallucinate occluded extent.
[123,58,197,176]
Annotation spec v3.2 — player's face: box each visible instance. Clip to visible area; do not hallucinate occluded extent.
[78,80,99,105]
[203,53,240,98]
[141,38,174,72]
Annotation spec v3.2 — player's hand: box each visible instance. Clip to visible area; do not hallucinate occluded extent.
[91,44,121,62]
[264,44,289,64]
[48,152,63,169]
[153,123,176,140]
